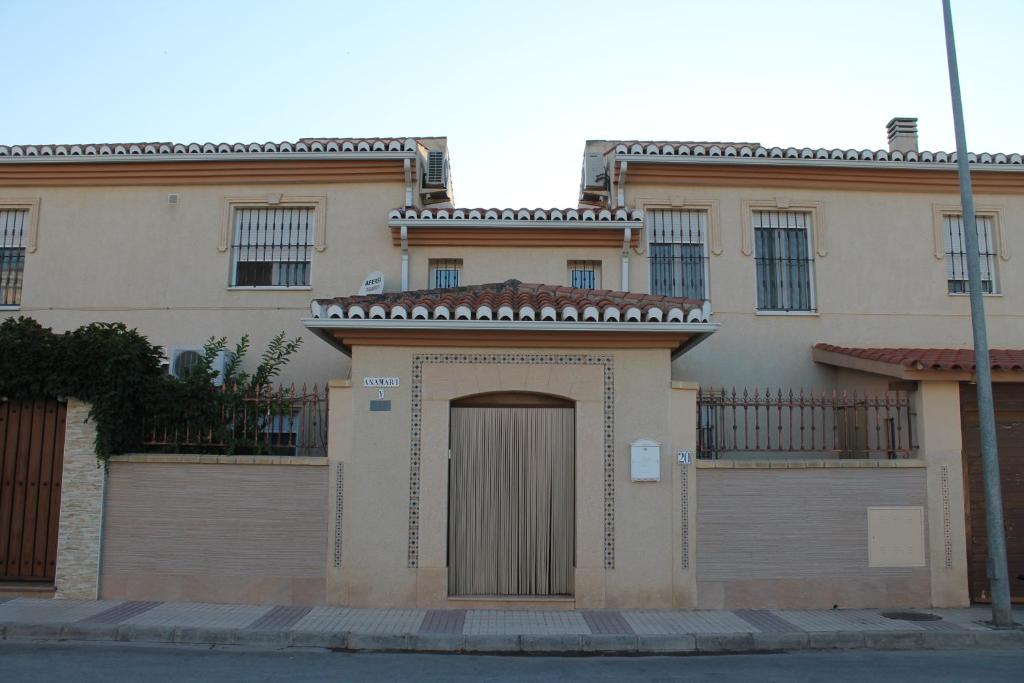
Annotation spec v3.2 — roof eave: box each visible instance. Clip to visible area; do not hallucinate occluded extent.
[614,154,1024,173]
[0,151,417,165]
[386,219,645,229]
[303,317,719,358]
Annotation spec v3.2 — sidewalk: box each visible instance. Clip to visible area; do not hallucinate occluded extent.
[1,597,1021,655]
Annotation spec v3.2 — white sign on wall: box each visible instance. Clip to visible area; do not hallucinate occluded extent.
[363,377,400,388]
[358,271,385,295]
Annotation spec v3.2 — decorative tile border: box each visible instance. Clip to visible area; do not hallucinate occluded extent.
[941,465,953,569]
[407,353,615,569]
[680,464,689,569]
[334,463,344,568]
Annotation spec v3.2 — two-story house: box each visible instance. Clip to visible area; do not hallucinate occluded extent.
[0,119,1020,611]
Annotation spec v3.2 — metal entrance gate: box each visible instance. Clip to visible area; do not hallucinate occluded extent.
[0,399,66,583]
[448,399,574,597]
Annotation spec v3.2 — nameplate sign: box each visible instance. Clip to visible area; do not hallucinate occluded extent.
[363,377,400,388]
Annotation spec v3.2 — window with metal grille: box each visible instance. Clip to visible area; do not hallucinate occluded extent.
[568,260,601,289]
[647,209,708,300]
[230,207,314,287]
[0,208,27,306]
[943,213,998,294]
[429,259,462,288]
[753,210,815,312]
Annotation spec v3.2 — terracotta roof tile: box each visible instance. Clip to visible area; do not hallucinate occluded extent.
[602,141,1024,167]
[0,138,419,159]
[814,344,1024,372]
[310,279,710,324]
[388,207,643,222]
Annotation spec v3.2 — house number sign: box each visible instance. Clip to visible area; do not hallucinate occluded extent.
[363,377,400,388]
[365,377,399,411]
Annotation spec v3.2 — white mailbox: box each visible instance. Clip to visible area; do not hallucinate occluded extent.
[630,439,661,482]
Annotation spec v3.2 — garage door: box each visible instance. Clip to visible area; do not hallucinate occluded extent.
[961,383,1024,603]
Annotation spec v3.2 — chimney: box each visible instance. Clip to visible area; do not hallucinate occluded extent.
[886,117,919,154]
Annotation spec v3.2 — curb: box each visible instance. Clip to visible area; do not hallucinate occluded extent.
[1,621,1022,655]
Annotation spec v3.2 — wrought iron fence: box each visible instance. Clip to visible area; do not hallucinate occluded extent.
[140,384,328,457]
[696,387,917,460]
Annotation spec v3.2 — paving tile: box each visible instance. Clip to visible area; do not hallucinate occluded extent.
[581,610,634,634]
[464,610,589,635]
[293,607,426,635]
[418,609,466,635]
[248,605,311,631]
[736,609,803,633]
[80,601,161,625]
[291,606,354,632]
[624,610,754,635]
[932,607,1021,631]
[0,598,116,624]
[908,618,968,632]
[120,602,272,629]
[782,610,923,632]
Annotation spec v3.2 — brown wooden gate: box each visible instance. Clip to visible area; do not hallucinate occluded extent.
[0,399,67,583]
[961,383,1024,603]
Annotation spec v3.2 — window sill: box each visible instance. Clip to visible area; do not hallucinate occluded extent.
[227,286,313,291]
[947,292,1003,298]
[755,310,819,317]
[0,305,21,310]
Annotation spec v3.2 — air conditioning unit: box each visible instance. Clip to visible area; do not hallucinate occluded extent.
[424,150,447,188]
[581,152,607,191]
[167,347,229,385]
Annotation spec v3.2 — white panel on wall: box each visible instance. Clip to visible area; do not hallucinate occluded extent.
[630,439,660,482]
[867,506,926,568]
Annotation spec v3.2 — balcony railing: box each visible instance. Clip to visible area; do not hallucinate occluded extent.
[697,387,917,460]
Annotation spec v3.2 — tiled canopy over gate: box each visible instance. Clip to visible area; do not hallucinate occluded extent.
[309,279,711,324]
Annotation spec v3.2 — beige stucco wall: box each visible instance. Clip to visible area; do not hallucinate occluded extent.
[412,247,623,290]
[623,183,1024,389]
[328,344,697,609]
[100,456,328,605]
[1,181,409,388]
[6,176,1022,395]
[695,463,931,609]
[915,381,971,607]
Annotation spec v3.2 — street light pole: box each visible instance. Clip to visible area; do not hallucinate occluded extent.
[940,0,1013,627]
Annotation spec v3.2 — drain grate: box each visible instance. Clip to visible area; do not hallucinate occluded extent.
[881,611,941,622]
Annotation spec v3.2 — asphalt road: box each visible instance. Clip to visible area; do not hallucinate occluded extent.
[1,642,1022,682]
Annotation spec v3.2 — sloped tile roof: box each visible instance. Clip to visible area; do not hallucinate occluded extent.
[606,141,1024,167]
[814,344,1024,372]
[388,207,643,222]
[0,137,418,158]
[310,279,709,323]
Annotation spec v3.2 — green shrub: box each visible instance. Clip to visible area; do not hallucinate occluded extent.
[0,316,302,460]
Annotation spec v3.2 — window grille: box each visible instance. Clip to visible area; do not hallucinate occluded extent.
[429,259,462,288]
[0,208,27,306]
[647,209,708,300]
[568,260,601,289]
[230,207,314,287]
[943,214,998,294]
[753,210,815,312]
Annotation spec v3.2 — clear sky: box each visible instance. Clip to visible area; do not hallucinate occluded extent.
[2,0,1021,208]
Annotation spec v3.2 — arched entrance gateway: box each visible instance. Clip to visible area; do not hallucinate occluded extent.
[448,392,575,597]
[305,279,716,608]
